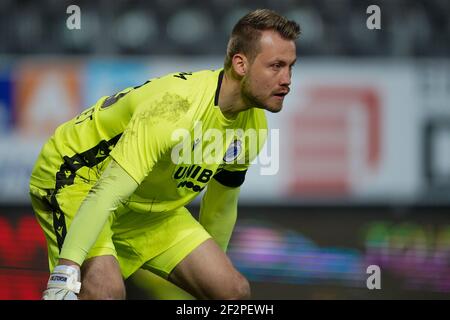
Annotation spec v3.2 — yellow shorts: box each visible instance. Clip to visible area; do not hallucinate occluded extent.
[29,183,211,279]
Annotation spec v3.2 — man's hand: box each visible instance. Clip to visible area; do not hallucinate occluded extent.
[43,265,81,300]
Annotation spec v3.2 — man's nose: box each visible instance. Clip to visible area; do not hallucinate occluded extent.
[280,69,291,86]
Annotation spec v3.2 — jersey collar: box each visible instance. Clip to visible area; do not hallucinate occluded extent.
[214,69,224,107]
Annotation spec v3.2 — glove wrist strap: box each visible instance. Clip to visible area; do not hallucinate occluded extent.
[47,265,81,294]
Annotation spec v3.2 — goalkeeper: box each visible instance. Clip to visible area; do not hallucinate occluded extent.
[29,9,299,300]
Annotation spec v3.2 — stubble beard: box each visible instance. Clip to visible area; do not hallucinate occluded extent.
[241,74,268,111]
[241,74,282,113]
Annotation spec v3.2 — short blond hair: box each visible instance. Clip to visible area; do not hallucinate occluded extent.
[224,9,301,70]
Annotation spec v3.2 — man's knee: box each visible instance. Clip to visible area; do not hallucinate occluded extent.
[79,280,126,300]
[215,273,251,300]
[78,255,126,300]
[232,275,251,300]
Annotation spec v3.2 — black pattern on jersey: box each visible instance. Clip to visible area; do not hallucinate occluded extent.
[50,133,122,252]
[100,91,131,109]
[101,80,151,109]
[173,72,192,80]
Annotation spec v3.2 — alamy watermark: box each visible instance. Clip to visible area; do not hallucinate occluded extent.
[66,5,380,32]
[170,121,279,176]
[366,5,381,30]
[366,265,381,290]
[66,5,81,30]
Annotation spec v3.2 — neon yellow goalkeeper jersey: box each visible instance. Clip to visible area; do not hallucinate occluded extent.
[30,69,267,213]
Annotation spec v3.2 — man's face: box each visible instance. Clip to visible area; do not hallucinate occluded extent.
[241,30,297,113]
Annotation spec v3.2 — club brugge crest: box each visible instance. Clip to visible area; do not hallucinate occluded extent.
[223,140,242,163]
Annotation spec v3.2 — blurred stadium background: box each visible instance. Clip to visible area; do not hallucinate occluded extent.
[1,0,450,299]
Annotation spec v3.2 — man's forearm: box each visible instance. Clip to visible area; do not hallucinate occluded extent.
[199,178,240,252]
[59,160,138,266]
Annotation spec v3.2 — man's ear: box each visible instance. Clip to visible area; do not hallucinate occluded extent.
[231,53,248,77]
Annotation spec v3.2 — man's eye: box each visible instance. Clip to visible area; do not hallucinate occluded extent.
[272,64,281,70]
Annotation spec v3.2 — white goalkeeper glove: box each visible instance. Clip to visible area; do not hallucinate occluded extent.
[43,265,81,300]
